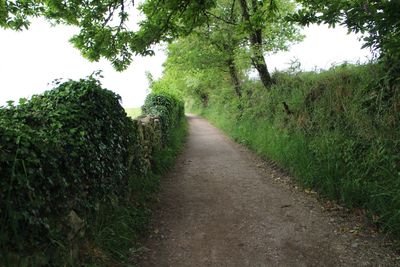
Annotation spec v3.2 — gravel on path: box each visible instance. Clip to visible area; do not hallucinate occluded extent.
[138,115,399,267]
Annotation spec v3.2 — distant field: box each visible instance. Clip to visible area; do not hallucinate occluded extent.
[125,107,141,118]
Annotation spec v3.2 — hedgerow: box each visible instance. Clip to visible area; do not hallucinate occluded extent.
[191,63,400,241]
[142,92,185,144]
[0,77,186,265]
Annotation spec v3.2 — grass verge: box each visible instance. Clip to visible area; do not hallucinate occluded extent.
[194,63,400,242]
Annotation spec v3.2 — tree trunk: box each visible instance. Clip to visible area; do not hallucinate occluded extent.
[227,58,242,98]
[251,45,272,88]
[238,0,272,89]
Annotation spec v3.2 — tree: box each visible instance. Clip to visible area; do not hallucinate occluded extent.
[0,0,300,79]
[237,0,302,89]
[150,0,250,99]
[0,0,216,70]
[0,0,301,79]
[238,0,271,88]
[199,0,248,98]
[151,2,302,106]
[154,35,231,105]
[151,0,303,104]
[197,0,302,91]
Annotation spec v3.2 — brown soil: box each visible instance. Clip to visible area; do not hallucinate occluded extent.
[137,115,399,266]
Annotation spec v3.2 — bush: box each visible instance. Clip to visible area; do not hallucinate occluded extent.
[0,78,135,260]
[142,92,184,144]
[0,77,186,264]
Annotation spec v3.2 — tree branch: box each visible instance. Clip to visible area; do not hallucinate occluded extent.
[102,6,115,27]
[205,11,237,26]
[229,0,236,20]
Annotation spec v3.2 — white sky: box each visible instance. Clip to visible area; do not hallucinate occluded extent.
[0,20,371,108]
[267,24,372,71]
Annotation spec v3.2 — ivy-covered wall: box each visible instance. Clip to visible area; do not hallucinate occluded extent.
[0,78,185,265]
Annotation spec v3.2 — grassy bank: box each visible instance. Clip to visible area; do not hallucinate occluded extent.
[193,63,400,240]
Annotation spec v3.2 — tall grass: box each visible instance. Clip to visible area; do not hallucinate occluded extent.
[196,63,400,240]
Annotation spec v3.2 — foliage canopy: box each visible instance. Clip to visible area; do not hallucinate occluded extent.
[292,0,400,61]
[0,0,216,70]
[1,0,399,80]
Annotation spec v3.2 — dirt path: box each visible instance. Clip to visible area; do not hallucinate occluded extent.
[138,115,398,266]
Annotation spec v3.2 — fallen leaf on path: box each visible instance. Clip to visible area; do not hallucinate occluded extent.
[304,188,317,194]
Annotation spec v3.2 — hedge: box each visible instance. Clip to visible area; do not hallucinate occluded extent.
[0,77,185,264]
[142,92,185,144]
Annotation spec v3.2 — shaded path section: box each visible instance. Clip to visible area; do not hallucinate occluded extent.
[139,115,397,266]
